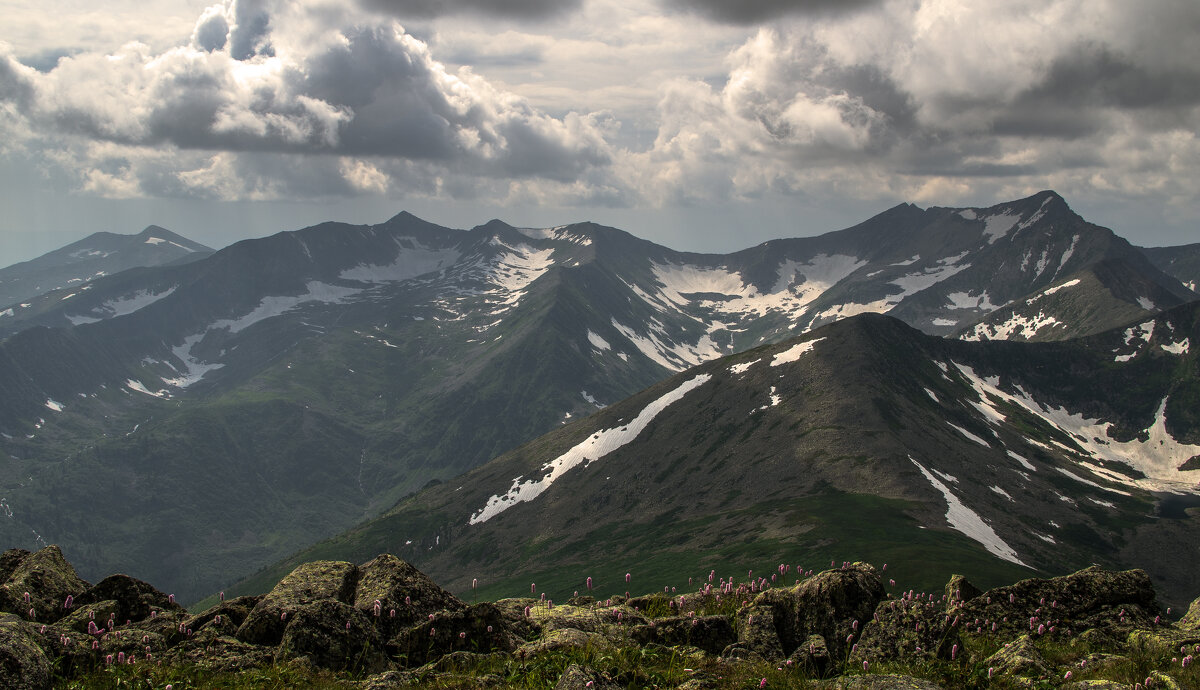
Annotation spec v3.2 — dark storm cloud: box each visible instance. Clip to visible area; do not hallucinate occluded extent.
[667,0,882,24]
[1022,44,1200,111]
[356,0,583,20]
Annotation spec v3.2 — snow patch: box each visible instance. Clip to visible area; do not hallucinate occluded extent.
[924,388,939,403]
[990,485,1014,501]
[954,361,1198,492]
[1006,450,1037,472]
[1136,296,1157,311]
[946,291,999,311]
[981,213,1020,243]
[730,359,760,375]
[587,330,611,352]
[1161,339,1189,355]
[961,311,1063,341]
[911,457,1027,566]
[44,399,64,412]
[125,379,169,398]
[581,391,605,408]
[1025,279,1081,305]
[771,337,826,366]
[932,318,958,327]
[469,374,711,524]
[211,282,361,334]
[162,334,225,388]
[340,241,461,282]
[612,319,723,371]
[947,422,991,447]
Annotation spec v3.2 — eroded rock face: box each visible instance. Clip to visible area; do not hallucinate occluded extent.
[0,546,90,624]
[236,560,358,646]
[738,562,885,662]
[0,613,51,690]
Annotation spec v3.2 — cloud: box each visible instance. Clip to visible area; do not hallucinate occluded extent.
[666,0,882,24]
[620,0,1200,211]
[0,0,614,202]
[356,0,583,20]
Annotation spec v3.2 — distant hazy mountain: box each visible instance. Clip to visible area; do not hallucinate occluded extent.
[0,226,212,310]
[1141,243,1200,295]
[0,192,1194,602]
[243,304,1200,608]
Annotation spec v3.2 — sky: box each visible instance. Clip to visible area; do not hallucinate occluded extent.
[1,0,1198,263]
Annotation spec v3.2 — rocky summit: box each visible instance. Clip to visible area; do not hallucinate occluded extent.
[3,545,1200,689]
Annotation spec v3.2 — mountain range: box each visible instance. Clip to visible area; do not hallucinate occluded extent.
[0,191,1196,605]
[0,225,212,311]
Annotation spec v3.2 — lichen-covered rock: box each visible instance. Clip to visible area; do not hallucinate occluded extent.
[984,634,1050,678]
[235,560,358,646]
[0,550,29,586]
[1179,595,1200,630]
[737,563,884,662]
[849,595,961,665]
[184,594,262,634]
[51,599,121,635]
[736,604,785,660]
[515,627,617,659]
[961,566,1161,640]
[275,598,388,673]
[159,633,275,672]
[0,545,89,624]
[0,613,51,690]
[354,554,465,638]
[630,614,735,655]
[390,602,530,667]
[533,600,646,635]
[555,663,621,689]
[944,574,982,607]
[75,573,182,623]
[787,634,832,676]
[819,674,946,689]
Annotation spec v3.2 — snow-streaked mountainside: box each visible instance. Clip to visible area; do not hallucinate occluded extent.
[241,303,1200,610]
[0,192,1196,603]
[0,225,212,309]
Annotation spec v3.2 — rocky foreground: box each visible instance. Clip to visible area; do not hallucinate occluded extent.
[2,546,1200,688]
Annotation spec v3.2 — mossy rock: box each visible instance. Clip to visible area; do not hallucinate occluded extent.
[0,613,51,690]
[630,614,735,655]
[0,545,89,624]
[354,553,464,639]
[275,598,387,673]
[235,560,358,646]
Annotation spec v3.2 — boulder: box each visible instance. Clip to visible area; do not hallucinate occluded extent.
[160,633,275,673]
[0,550,29,585]
[75,573,182,623]
[235,560,358,646]
[0,613,51,690]
[983,634,1050,678]
[184,594,262,634]
[787,634,832,676]
[1179,595,1200,630]
[849,595,961,665]
[555,663,621,689]
[516,627,617,659]
[629,614,735,655]
[961,566,1161,640]
[736,562,884,662]
[736,604,785,660]
[944,574,982,607]
[0,545,89,624]
[276,598,388,673]
[391,602,531,666]
[353,554,465,638]
[822,675,946,689]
